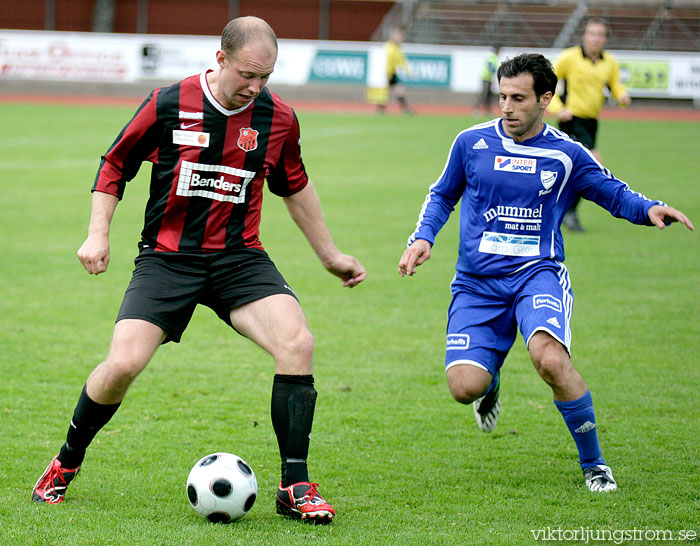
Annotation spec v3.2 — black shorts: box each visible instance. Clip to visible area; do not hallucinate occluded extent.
[389,73,400,86]
[477,80,495,106]
[558,116,598,150]
[116,248,296,343]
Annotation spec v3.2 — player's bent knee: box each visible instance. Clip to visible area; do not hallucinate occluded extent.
[103,356,149,383]
[274,327,314,373]
[449,384,484,405]
[290,328,314,358]
[446,366,491,404]
[530,334,570,381]
[532,352,571,387]
[104,342,155,382]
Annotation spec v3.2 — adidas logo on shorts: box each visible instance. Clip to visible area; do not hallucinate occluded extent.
[546,317,561,329]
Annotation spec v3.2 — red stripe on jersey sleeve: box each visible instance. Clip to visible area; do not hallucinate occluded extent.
[265,109,309,197]
[93,90,161,199]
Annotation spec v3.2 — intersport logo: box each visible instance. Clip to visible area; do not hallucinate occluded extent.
[494,156,537,173]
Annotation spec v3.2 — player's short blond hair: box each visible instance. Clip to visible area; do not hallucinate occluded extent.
[221,16,278,57]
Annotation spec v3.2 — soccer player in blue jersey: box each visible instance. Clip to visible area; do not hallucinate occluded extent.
[398,53,693,492]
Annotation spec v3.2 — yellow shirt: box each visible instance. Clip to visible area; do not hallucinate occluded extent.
[385,40,409,80]
[548,46,627,119]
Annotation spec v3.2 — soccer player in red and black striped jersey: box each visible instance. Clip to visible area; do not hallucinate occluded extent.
[32,16,365,523]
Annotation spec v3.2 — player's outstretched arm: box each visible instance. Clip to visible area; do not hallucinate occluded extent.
[283,182,366,288]
[398,239,432,277]
[648,204,694,231]
[77,191,119,275]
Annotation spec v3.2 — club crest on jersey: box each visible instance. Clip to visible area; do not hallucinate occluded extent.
[238,127,258,152]
[494,156,536,174]
[539,170,557,195]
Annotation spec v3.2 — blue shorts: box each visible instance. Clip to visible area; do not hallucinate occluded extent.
[445,261,573,376]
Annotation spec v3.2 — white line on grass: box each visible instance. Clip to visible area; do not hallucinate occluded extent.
[303,125,404,139]
[0,158,97,170]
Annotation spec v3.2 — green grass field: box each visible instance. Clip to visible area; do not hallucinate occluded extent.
[0,101,698,545]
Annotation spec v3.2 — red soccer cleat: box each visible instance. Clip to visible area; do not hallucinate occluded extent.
[31,455,80,504]
[276,482,335,523]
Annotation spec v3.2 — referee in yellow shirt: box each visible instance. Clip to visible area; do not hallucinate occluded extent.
[380,27,412,114]
[548,17,631,232]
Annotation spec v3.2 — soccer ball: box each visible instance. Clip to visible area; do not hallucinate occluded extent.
[186,452,258,523]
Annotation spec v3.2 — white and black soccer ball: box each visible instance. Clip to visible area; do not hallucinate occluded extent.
[186,452,257,523]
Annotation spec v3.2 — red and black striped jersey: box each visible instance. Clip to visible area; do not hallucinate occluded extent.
[93,71,309,252]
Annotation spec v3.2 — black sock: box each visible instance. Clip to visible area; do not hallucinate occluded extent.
[271,374,317,487]
[57,385,121,468]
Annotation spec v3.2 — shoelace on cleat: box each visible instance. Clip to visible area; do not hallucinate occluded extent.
[297,483,320,502]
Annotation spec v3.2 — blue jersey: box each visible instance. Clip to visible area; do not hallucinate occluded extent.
[409,119,663,276]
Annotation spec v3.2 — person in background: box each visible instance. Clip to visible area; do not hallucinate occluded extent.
[548,17,631,232]
[473,45,500,116]
[380,26,413,115]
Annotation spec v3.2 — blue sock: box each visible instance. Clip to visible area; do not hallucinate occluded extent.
[554,390,605,469]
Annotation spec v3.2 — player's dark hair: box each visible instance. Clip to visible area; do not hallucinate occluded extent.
[221,16,278,57]
[497,53,557,98]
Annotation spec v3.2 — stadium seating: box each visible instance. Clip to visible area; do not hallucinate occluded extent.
[391,0,700,51]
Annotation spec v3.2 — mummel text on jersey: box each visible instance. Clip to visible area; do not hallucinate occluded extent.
[93,71,308,253]
[409,119,664,276]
